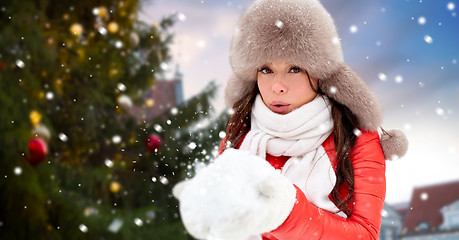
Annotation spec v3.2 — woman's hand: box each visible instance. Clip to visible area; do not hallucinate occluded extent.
[173,149,297,240]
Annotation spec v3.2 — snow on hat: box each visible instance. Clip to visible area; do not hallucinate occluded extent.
[225,0,408,159]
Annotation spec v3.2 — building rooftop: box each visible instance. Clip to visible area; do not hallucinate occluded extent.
[402,180,459,234]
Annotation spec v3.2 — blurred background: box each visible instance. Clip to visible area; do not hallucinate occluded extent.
[1,0,458,239]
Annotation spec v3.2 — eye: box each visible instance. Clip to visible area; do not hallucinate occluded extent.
[258,67,273,74]
[289,66,301,73]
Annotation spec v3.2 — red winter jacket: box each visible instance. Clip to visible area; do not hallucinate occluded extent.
[220,131,386,240]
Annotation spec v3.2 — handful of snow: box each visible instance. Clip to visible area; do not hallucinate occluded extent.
[173,149,296,240]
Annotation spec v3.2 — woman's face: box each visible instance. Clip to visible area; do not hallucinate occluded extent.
[257,61,318,114]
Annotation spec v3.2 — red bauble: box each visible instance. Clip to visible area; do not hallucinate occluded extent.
[28,137,48,166]
[145,134,162,151]
[0,61,6,70]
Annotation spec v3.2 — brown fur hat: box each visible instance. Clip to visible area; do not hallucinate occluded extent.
[225,0,408,159]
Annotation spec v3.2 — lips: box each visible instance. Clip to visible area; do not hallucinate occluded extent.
[270,101,290,114]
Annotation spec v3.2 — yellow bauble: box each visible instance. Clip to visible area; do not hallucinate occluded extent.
[30,110,42,126]
[98,6,109,19]
[109,68,118,77]
[108,22,119,33]
[38,91,45,99]
[145,98,154,107]
[110,181,121,193]
[70,23,84,36]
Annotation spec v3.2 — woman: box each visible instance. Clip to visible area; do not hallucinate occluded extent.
[174,0,408,239]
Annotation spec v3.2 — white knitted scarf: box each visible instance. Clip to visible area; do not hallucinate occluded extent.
[240,95,347,218]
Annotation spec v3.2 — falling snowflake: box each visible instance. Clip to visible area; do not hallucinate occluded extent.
[188,142,197,150]
[98,27,108,35]
[92,7,99,15]
[381,209,389,218]
[218,131,226,139]
[329,86,337,94]
[46,92,54,100]
[395,75,403,84]
[114,40,123,48]
[112,135,121,144]
[14,167,22,175]
[436,107,445,116]
[418,16,426,25]
[349,25,358,33]
[424,35,433,44]
[404,123,412,131]
[420,192,429,201]
[197,40,206,48]
[353,129,362,137]
[275,20,284,29]
[16,59,25,68]
[117,83,126,91]
[159,176,169,185]
[58,133,68,142]
[79,224,88,233]
[378,73,388,81]
[332,37,340,46]
[447,2,455,11]
[177,12,187,21]
[134,218,143,226]
[160,62,169,71]
[154,124,163,132]
[105,159,114,168]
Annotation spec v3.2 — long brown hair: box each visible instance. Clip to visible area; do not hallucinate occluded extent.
[222,75,358,217]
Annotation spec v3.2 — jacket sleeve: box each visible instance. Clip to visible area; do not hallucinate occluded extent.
[265,131,386,240]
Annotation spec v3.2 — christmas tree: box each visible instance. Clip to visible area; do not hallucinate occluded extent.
[0,0,228,239]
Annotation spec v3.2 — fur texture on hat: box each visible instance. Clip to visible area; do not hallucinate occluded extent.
[225,0,408,158]
[318,64,383,131]
[229,0,343,82]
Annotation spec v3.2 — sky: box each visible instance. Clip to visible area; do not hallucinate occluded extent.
[138,0,459,205]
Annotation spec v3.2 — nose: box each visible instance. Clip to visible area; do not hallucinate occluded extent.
[272,75,287,94]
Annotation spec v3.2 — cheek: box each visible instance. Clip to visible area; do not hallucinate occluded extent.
[257,78,270,96]
[292,76,317,101]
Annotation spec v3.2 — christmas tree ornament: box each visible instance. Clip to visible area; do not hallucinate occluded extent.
[0,60,7,70]
[110,181,121,193]
[97,6,109,20]
[145,98,154,107]
[28,137,48,166]
[129,32,139,47]
[29,110,42,126]
[117,94,133,109]
[108,218,123,233]
[32,124,51,142]
[108,22,119,33]
[145,134,162,151]
[110,68,119,77]
[83,206,99,217]
[70,23,84,36]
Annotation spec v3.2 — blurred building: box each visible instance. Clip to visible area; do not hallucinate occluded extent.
[380,203,404,240]
[399,180,459,240]
[131,67,184,121]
